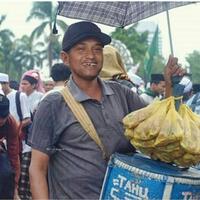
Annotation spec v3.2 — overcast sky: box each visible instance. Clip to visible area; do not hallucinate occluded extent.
[1,1,200,68]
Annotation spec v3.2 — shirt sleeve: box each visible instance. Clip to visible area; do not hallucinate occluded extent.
[28,97,55,156]
[6,116,20,187]
[124,85,147,112]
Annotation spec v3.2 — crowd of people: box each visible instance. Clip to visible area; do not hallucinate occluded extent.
[0,63,71,199]
[1,20,197,199]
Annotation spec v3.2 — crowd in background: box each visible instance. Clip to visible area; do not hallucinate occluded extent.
[0,63,71,199]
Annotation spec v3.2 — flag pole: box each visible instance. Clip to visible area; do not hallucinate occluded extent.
[165,3,174,56]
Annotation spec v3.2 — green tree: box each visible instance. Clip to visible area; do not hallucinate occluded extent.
[0,29,15,73]
[41,34,62,63]
[186,50,200,83]
[111,24,149,65]
[27,2,67,71]
[110,24,166,83]
[13,35,44,77]
[0,15,15,74]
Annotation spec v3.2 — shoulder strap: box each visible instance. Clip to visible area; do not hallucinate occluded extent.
[15,91,23,121]
[60,86,108,160]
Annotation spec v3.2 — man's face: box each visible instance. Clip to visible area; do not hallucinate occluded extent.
[61,38,103,81]
[0,116,8,127]
[153,80,166,95]
[0,82,9,94]
[44,81,54,92]
[20,80,35,96]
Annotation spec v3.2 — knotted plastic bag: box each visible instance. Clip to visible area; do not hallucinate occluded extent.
[154,98,184,146]
[178,104,200,155]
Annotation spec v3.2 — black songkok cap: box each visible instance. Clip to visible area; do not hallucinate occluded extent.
[23,75,38,85]
[151,74,165,82]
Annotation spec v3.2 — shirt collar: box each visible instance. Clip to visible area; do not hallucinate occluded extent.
[66,76,114,102]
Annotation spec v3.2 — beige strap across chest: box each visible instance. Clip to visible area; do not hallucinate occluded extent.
[60,86,108,160]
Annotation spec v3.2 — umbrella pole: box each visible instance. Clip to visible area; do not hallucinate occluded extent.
[165,5,174,56]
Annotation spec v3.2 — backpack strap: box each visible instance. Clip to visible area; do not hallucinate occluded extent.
[15,91,23,121]
[60,86,109,160]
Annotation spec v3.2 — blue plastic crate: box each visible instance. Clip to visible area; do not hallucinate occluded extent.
[100,153,200,200]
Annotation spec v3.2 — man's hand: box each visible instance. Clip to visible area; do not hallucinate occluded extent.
[164,55,186,85]
[164,55,186,97]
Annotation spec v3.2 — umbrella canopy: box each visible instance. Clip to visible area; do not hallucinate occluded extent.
[58,1,190,28]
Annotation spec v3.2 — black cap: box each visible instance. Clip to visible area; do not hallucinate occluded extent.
[23,75,38,85]
[62,21,111,52]
[151,74,165,82]
[0,94,9,118]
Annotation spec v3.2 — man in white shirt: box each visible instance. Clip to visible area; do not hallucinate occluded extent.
[0,73,31,126]
[140,74,165,104]
[0,72,31,199]
[19,70,44,199]
[43,77,55,93]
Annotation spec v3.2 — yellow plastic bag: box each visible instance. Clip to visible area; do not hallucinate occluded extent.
[174,153,200,167]
[152,151,174,163]
[123,99,161,129]
[155,98,184,146]
[178,104,200,155]
[130,138,156,149]
[132,98,170,141]
[123,96,200,167]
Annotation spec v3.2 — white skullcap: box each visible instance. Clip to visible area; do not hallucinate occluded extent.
[0,83,4,95]
[0,73,9,83]
[179,76,192,93]
[43,77,54,82]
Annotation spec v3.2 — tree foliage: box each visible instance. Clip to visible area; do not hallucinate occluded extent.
[110,24,166,81]
[27,2,68,71]
[0,15,15,75]
[186,50,200,83]
[13,35,44,76]
[111,24,149,65]
[0,3,68,80]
